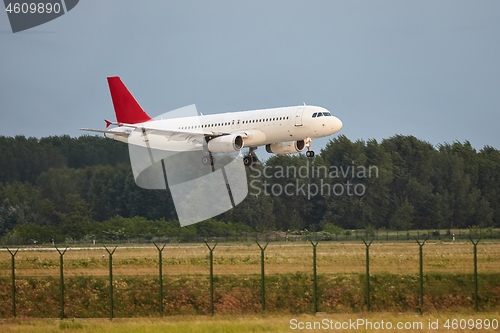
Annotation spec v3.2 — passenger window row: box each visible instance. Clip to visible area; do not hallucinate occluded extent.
[179,116,290,130]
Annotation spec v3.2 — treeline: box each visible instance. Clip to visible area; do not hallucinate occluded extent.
[0,135,128,184]
[0,134,499,242]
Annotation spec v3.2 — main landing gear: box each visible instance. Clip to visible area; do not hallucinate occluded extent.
[243,147,258,167]
[202,154,214,166]
[305,137,315,158]
[202,150,257,167]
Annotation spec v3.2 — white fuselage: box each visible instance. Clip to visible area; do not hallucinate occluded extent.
[106,105,342,150]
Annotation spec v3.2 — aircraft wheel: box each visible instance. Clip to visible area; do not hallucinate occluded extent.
[306,150,315,158]
[251,156,258,165]
[243,156,252,166]
[202,155,214,165]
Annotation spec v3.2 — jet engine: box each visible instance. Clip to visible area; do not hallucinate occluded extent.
[207,134,244,153]
[265,140,305,154]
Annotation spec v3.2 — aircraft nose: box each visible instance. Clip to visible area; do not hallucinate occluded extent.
[332,116,343,133]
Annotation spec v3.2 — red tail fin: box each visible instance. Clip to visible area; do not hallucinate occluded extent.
[107,76,152,124]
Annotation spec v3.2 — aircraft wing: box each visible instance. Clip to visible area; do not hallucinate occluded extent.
[80,123,235,143]
[120,124,228,142]
[136,127,249,144]
[79,128,129,137]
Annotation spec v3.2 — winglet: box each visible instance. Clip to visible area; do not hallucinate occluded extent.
[105,119,112,128]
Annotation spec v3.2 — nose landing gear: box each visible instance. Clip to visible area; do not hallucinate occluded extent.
[306,150,315,158]
[305,137,315,158]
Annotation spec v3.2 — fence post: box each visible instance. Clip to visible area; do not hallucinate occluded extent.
[103,245,117,320]
[469,237,481,311]
[154,243,167,316]
[6,248,19,317]
[256,241,269,312]
[204,240,217,316]
[309,238,319,313]
[415,237,427,314]
[361,238,374,311]
[55,246,69,319]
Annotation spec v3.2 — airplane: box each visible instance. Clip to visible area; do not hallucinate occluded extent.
[81,76,343,166]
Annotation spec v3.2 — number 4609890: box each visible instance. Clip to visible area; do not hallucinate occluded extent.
[6,2,61,14]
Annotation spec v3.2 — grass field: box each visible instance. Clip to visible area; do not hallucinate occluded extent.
[1,240,500,277]
[2,313,500,333]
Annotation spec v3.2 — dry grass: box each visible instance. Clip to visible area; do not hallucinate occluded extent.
[1,313,499,333]
[1,241,499,277]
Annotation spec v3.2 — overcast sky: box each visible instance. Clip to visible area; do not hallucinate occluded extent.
[1,1,499,158]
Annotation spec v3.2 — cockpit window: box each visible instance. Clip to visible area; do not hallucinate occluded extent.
[312,112,317,118]
[323,112,331,116]
[317,112,323,117]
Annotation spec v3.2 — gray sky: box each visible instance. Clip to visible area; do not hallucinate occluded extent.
[1,1,499,158]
